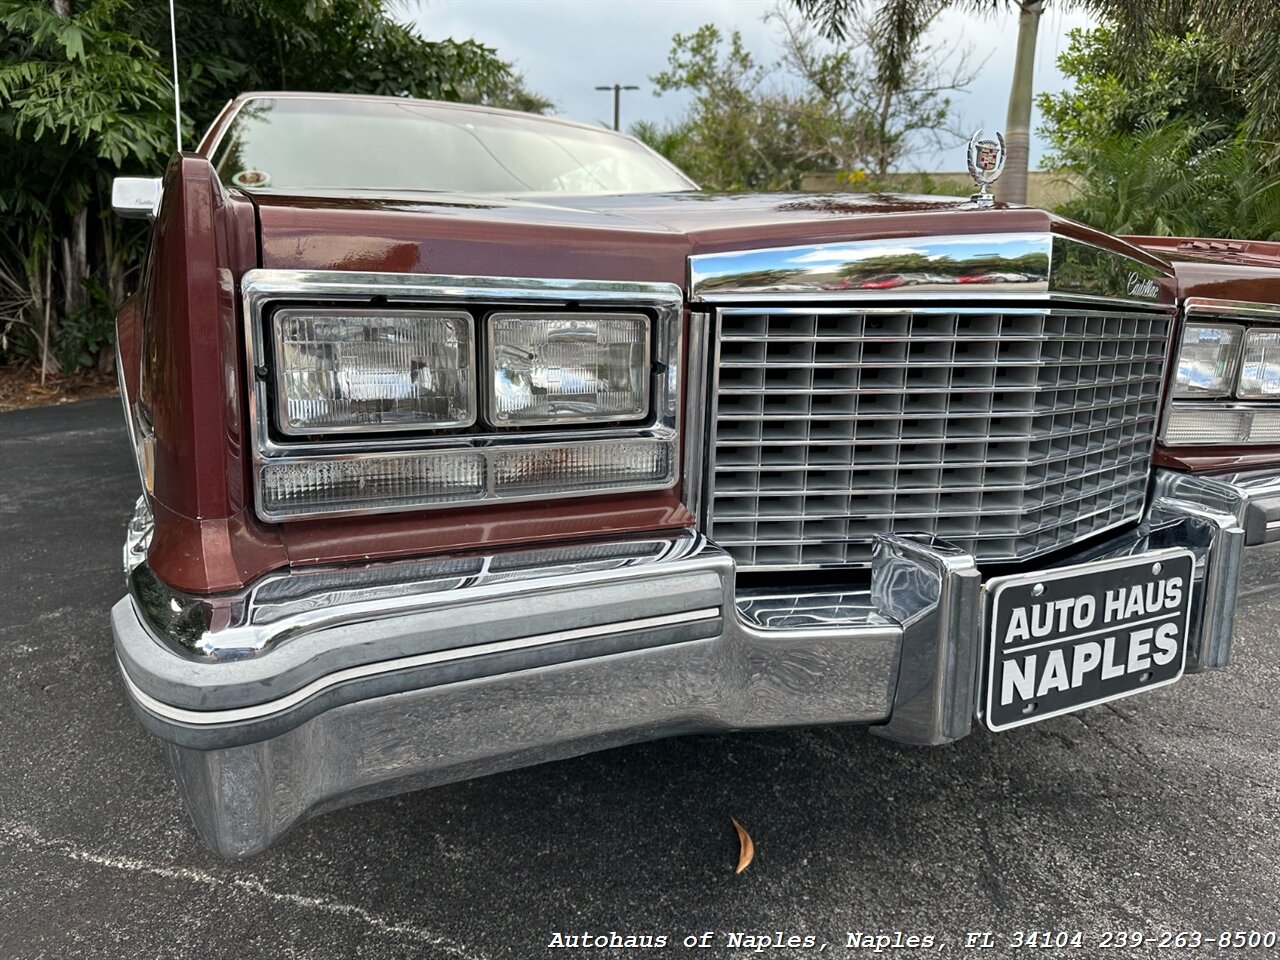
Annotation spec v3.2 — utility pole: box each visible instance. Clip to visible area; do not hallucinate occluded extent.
[594,84,640,131]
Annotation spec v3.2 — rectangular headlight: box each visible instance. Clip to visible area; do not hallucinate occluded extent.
[274,308,476,434]
[488,312,650,425]
[1237,328,1280,398]
[1173,323,1242,398]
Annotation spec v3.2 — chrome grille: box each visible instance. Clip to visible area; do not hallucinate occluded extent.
[709,307,1172,570]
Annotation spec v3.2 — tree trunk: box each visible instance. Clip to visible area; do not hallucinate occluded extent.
[40,248,59,383]
[61,207,88,317]
[997,1,1043,205]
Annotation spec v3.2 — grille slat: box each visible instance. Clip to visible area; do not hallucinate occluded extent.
[709,307,1171,571]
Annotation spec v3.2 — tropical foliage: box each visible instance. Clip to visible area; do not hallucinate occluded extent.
[637,9,975,191]
[0,0,543,375]
[790,0,1065,203]
[792,0,1280,206]
[1101,1,1280,149]
[1039,26,1280,239]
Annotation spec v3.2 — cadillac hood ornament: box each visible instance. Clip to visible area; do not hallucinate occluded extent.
[967,129,1007,207]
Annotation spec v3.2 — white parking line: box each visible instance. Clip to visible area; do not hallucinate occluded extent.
[0,821,489,959]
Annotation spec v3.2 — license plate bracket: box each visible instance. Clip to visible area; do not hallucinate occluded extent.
[983,548,1195,732]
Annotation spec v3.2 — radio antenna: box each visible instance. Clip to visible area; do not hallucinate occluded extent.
[168,0,182,153]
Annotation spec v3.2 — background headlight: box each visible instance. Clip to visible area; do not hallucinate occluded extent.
[488,312,650,425]
[1237,328,1280,398]
[274,309,476,434]
[1173,323,1243,398]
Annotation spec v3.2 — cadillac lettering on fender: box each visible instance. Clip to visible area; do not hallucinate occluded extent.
[110,93,1280,857]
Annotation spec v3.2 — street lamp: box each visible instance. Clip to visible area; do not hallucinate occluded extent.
[594,84,640,132]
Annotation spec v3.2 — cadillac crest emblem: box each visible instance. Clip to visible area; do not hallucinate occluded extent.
[967,129,1007,207]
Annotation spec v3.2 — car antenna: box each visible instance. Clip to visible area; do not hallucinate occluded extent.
[168,0,182,153]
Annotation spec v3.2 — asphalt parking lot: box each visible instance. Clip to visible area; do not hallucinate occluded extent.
[2,398,1279,959]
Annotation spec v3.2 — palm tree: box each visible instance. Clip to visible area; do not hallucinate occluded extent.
[793,0,1063,204]
[794,1,1280,202]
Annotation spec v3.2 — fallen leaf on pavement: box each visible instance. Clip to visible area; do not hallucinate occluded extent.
[731,816,754,874]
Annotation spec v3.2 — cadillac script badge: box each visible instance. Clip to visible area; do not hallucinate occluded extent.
[967,129,1007,207]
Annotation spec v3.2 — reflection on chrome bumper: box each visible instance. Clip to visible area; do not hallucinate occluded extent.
[112,467,1273,857]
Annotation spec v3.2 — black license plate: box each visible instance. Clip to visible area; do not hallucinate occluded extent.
[984,549,1195,732]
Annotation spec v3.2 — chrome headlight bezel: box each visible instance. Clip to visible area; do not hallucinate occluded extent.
[242,270,685,522]
[1163,299,1280,446]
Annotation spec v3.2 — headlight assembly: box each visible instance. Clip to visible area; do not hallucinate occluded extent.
[1237,328,1280,398]
[1165,308,1280,445]
[242,271,685,522]
[1172,323,1242,399]
[488,312,651,425]
[273,308,476,434]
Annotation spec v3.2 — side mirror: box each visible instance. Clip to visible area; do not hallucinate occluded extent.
[112,177,162,220]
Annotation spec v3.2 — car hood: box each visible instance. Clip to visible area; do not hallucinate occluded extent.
[246,188,1166,289]
[1124,235,1280,305]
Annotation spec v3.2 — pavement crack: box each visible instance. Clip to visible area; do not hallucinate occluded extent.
[976,819,1009,910]
[0,822,489,959]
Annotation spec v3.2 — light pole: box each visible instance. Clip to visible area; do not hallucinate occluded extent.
[594,84,640,131]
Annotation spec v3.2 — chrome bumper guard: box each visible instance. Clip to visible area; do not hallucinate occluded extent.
[112,468,1271,857]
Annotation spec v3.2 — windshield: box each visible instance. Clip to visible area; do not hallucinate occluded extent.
[210,97,695,196]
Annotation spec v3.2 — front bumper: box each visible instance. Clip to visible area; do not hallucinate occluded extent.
[113,468,1279,857]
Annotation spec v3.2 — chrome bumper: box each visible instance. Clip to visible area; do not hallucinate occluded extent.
[112,468,1278,857]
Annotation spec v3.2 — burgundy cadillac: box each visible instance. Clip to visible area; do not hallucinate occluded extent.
[110,92,1280,857]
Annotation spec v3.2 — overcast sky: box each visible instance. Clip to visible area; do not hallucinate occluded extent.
[401,0,1097,171]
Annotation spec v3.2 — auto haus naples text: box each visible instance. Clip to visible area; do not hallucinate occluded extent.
[997,572,1186,707]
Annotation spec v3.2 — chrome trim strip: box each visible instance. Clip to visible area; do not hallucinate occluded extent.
[128,532,718,659]
[240,270,684,522]
[721,435,1152,473]
[704,309,724,537]
[717,395,1159,424]
[716,373,1159,397]
[114,339,149,502]
[688,233,1172,307]
[730,512,1149,574]
[120,606,722,725]
[1185,297,1280,322]
[682,311,711,528]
